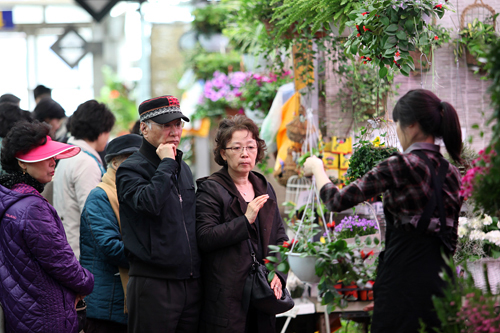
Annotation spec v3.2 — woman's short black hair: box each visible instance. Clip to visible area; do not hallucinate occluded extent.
[393,89,462,163]
[0,102,24,138]
[213,115,266,166]
[68,100,115,142]
[33,98,65,121]
[1,121,50,174]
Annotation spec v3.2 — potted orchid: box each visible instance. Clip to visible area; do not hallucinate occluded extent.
[194,71,248,120]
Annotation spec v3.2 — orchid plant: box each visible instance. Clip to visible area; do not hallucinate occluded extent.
[194,71,249,119]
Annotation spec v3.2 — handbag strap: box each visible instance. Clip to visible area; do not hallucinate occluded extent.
[242,239,258,314]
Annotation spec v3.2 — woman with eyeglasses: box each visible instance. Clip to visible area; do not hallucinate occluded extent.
[196,115,289,333]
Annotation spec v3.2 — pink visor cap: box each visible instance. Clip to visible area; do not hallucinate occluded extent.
[16,136,81,163]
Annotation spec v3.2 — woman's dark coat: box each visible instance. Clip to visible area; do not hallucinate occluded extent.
[196,167,288,333]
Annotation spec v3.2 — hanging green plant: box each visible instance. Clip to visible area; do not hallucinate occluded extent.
[454,16,498,68]
[192,4,230,35]
[336,61,399,123]
[343,0,451,78]
[270,0,361,39]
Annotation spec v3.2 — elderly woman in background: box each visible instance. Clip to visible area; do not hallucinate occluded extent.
[0,121,94,333]
[196,115,288,333]
[80,134,142,333]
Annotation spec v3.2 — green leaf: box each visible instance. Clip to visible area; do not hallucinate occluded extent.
[419,35,429,46]
[386,24,398,33]
[277,262,289,273]
[396,30,407,40]
[401,64,411,76]
[380,16,390,26]
[268,270,275,283]
[405,18,415,33]
[266,256,279,263]
[379,66,388,78]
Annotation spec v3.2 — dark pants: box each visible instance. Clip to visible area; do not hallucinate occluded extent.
[127,276,202,333]
[84,318,127,333]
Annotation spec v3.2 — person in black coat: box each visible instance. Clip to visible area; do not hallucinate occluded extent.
[196,115,288,333]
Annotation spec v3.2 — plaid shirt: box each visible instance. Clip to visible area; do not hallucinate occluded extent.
[320,143,462,250]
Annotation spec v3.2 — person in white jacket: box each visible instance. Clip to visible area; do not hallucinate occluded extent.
[53,100,115,259]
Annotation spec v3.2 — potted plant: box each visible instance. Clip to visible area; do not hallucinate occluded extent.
[344,127,399,185]
[344,0,450,77]
[239,70,293,121]
[194,71,248,120]
[455,16,498,68]
[192,4,228,35]
[411,24,452,71]
[186,49,242,81]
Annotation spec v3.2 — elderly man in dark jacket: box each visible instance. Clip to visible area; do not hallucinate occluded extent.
[116,96,201,333]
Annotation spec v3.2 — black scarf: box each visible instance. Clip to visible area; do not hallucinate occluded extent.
[0,172,45,193]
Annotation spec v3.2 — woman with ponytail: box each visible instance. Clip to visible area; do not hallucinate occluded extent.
[304,89,463,332]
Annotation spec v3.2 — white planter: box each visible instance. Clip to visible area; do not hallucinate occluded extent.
[288,253,320,284]
[467,258,500,294]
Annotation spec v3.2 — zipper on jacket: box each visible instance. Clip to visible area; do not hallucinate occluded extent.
[175,181,193,277]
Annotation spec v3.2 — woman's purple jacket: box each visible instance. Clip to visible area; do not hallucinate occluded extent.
[0,184,94,333]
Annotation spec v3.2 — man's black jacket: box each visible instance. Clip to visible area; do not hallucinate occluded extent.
[116,138,200,279]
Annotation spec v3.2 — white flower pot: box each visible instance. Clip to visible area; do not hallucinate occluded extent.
[467,258,500,294]
[287,253,320,284]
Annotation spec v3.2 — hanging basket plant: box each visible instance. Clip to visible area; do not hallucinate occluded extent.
[343,0,450,78]
[411,24,451,72]
[454,16,498,69]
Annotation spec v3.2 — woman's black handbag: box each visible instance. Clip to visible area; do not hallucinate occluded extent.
[242,240,294,315]
[76,299,87,333]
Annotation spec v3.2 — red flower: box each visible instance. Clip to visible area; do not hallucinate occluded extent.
[362,12,369,16]
[364,61,367,64]
[434,4,442,9]
[363,26,369,32]
[395,51,400,57]
[110,90,120,99]
[283,241,290,248]
[357,33,361,37]
[434,36,439,40]
[361,56,365,59]
[356,25,360,31]
[326,222,335,228]
[264,259,271,264]
[361,250,375,260]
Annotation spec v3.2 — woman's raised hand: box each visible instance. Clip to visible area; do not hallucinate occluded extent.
[244,194,269,224]
[303,155,324,177]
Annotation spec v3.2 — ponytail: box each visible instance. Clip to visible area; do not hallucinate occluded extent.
[440,101,463,164]
[393,89,463,163]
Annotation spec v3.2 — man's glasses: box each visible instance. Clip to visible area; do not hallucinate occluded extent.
[224,146,257,153]
[149,121,184,131]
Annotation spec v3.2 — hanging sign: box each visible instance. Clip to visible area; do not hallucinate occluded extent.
[75,0,120,22]
[50,27,89,69]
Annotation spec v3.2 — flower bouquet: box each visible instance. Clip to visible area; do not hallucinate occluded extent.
[456,213,500,293]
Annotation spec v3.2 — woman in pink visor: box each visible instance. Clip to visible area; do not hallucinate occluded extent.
[0,121,94,333]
